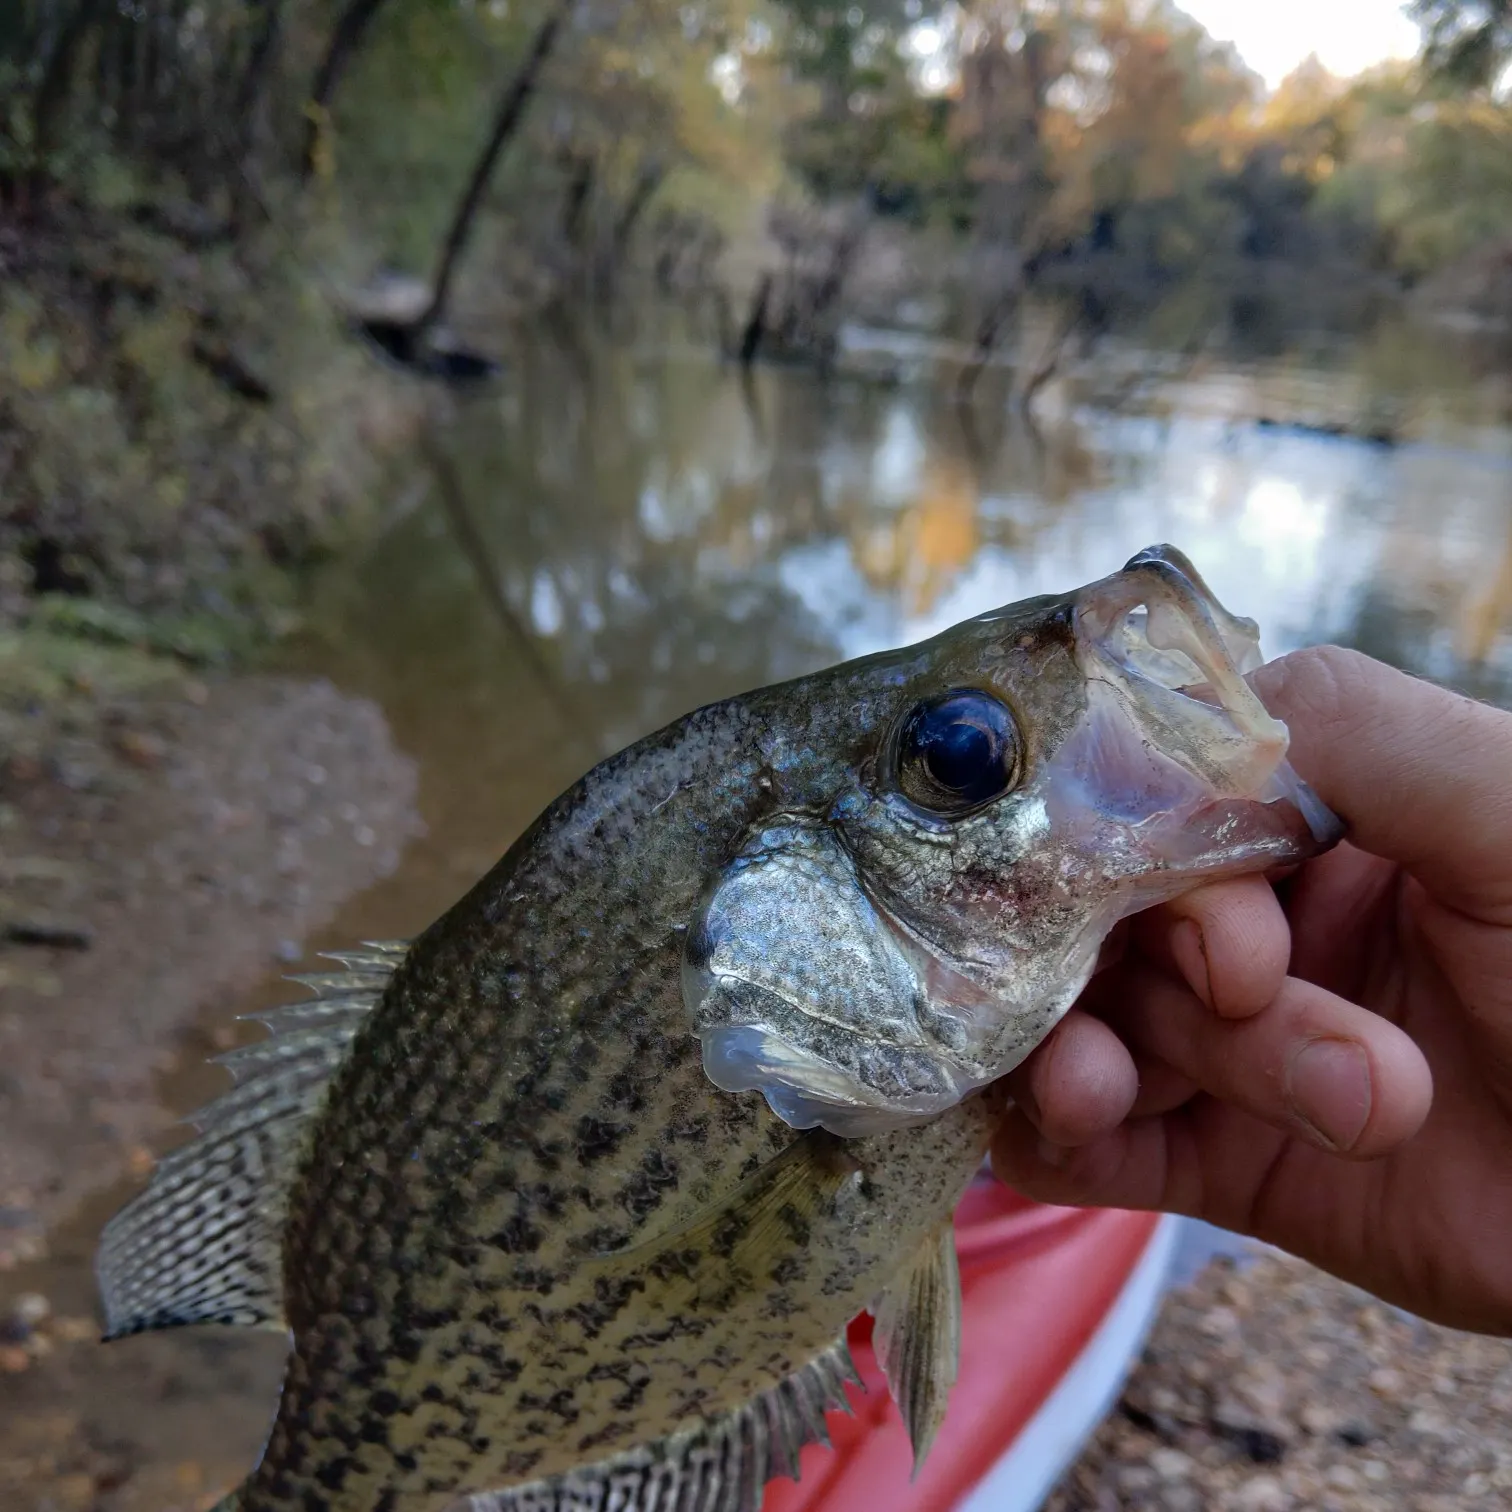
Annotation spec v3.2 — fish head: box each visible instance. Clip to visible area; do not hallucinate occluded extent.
[685,544,1342,1137]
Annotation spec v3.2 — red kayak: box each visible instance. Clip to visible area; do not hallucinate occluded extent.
[763,1181,1177,1512]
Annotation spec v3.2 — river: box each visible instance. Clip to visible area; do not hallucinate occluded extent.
[294,324,1512,946]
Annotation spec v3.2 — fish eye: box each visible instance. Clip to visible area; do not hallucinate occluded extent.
[894,689,1024,817]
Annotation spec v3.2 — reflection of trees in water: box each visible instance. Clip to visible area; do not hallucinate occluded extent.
[1335,578,1512,712]
[1459,511,1512,673]
[298,337,1512,887]
[419,335,1099,706]
[1334,467,1512,710]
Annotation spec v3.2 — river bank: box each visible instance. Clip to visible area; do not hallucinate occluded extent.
[0,672,422,1265]
[0,668,421,1512]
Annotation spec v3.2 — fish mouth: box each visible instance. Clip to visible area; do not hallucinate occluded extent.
[1052,544,1341,885]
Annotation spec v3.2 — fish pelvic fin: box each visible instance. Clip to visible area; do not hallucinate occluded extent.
[463,1335,864,1512]
[94,940,409,1339]
[871,1217,962,1477]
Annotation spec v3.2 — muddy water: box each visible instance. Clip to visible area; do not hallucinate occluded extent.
[5,328,1512,1507]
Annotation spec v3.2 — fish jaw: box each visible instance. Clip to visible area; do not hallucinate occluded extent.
[1046,542,1343,912]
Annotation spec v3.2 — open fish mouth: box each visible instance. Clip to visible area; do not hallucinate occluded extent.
[685,545,1344,1140]
[1050,543,1342,879]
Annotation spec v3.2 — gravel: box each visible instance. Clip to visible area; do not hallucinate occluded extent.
[1045,1248,1512,1511]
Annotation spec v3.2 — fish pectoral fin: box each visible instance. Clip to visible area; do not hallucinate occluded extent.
[94,940,409,1339]
[871,1217,962,1476]
[589,1130,860,1299]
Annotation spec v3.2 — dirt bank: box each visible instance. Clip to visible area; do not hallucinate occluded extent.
[0,669,421,1512]
[0,674,422,1265]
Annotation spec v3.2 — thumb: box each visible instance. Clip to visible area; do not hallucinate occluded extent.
[1253,646,1512,923]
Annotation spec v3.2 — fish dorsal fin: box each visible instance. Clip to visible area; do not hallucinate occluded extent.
[94,940,408,1339]
[463,1335,864,1512]
[871,1218,962,1474]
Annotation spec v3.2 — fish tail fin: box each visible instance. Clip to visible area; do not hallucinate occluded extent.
[465,1336,864,1512]
[94,941,409,1339]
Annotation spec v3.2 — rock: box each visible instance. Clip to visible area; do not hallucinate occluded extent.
[0,1290,51,1342]
[1199,1305,1240,1338]
[1151,1448,1196,1481]
[117,729,169,768]
[1325,1463,1364,1492]
[1116,1465,1157,1496]
[1158,1484,1201,1512]
[1212,1358,1294,1462]
[1230,1475,1290,1512]
[13,1291,51,1328]
[1409,1407,1456,1439]
[1298,1403,1340,1436]
[1335,1416,1377,1447]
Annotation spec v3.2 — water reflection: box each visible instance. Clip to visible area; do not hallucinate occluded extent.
[291,332,1512,918]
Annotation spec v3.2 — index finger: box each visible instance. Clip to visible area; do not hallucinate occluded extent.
[1254,646,1512,922]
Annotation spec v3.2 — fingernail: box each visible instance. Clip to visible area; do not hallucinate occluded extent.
[1285,1038,1372,1152]
[1035,1137,1071,1169]
[1171,918,1212,1006]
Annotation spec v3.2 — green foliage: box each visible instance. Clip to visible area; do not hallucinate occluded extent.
[1410,0,1512,92]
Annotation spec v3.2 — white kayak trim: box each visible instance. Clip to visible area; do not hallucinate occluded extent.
[956,1213,1181,1512]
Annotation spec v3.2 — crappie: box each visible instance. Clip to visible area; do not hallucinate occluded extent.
[96,545,1339,1512]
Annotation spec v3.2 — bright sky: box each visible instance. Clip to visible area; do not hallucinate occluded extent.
[1175,0,1422,89]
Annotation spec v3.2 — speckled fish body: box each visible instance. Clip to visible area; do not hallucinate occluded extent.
[96,546,1340,1512]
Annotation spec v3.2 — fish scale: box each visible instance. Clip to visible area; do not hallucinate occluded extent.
[98,547,1341,1512]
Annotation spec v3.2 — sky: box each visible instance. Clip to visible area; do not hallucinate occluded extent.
[1175,0,1422,89]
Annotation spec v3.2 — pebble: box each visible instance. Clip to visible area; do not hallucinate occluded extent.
[1151,1448,1195,1480]
[10,1292,49,1330]
[1409,1407,1454,1438]
[114,729,168,768]
[1230,1476,1289,1512]
[52,1472,96,1510]
[1326,1463,1364,1491]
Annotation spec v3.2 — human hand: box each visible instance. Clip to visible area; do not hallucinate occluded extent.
[993,645,1512,1334]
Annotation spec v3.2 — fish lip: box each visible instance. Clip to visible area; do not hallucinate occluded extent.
[1072,544,1291,801]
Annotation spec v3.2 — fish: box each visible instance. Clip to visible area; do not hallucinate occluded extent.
[95,544,1340,1512]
